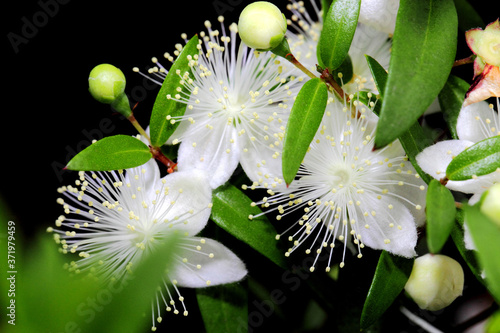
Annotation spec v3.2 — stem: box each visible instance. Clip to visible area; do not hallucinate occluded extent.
[286,53,349,103]
[128,114,151,144]
[286,53,317,80]
[150,146,177,173]
[453,55,475,67]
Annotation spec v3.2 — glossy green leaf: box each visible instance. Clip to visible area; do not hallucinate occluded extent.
[486,310,500,333]
[364,55,433,184]
[282,78,328,185]
[360,251,414,329]
[149,35,199,147]
[318,0,361,70]
[365,55,388,99]
[426,179,457,253]
[438,75,470,139]
[66,135,152,171]
[465,204,500,303]
[446,136,500,181]
[211,184,287,269]
[450,209,484,283]
[374,0,458,149]
[197,282,248,333]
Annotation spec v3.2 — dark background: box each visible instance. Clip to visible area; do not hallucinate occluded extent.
[3,0,498,332]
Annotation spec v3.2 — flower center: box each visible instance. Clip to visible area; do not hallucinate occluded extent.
[328,164,354,190]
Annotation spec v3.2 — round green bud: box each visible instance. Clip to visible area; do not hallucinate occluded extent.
[88,64,126,104]
[480,183,500,226]
[238,1,287,51]
[404,254,464,311]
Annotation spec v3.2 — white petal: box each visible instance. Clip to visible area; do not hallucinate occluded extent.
[357,196,417,258]
[172,238,247,288]
[358,0,400,35]
[154,169,212,236]
[415,140,491,193]
[463,222,476,251]
[176,122,240,190]
[239,135,285,190]
[457,101,497,142]
[125,159,160,192]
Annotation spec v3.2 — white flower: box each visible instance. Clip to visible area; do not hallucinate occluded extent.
[134,17,303,190]
[48,159,247,331]
[416,98,500,205]
[246,93,427,272]
[286,0,392,93]
[358,0,399,35]
[416,99,500,250]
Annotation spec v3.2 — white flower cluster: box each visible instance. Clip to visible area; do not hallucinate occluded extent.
[53,0,500,329]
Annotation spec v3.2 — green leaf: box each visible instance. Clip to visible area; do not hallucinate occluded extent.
[438,75,470,139]
[282,78,328,185]
[363,55,433,184]
[374,0,458,149]
[332,55,354,85]
[360,251,414,329]
[450,209,484,283]
[318,0,361,70]
[365,55,388,99]
[465,204,500,303]
[66,135,152,171]
[446,136,500,181]
[197,282,248,333]
[149,35,199,147]
[486,310,500,333]
[211,184,287,269]
[80,233,180,332]
[426,179,457,253]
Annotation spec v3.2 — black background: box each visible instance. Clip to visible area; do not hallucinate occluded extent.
[3,0,499,332]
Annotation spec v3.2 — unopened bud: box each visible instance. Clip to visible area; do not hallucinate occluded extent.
[238,1,287,51]
[480,183,500,226]
[404,254,464,311]
[88,64,126,104]
[88,64,132,118]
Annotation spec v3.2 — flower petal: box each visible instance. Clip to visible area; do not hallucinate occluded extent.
[457,100,498,142]
[357,196,417,258]
[358,0,400,35]
[415,140,493,193]
[155,169,213,236]
[125,158,161,192]
[176,122,240,190]
[172,237,247,288]
[238,134,286,190]
[463,64,500,107]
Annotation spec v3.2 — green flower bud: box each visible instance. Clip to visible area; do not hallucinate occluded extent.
[405,254,464,311]
[480,183,500,226]
[88,64,126,104]
[88,64,132,118]
[238,1,287,51]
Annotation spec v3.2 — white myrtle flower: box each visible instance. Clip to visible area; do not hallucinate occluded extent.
[246,93,427,272]
[134,17,304,190]
[286,0,392,93]
[416,98,500,250]
[416,98,500,205]
[48,158,247,331]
